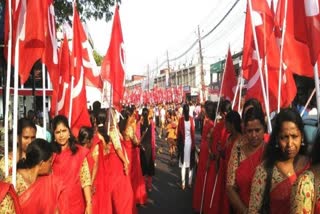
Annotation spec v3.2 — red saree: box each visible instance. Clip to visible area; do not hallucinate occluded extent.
[104,143,136,214]
[122,138,147,205]
[0,181,21,213]
[192,119,214,211]
[270,164,310,214]
[236,145,264,207]
[19,174,63,213]
[316,202,320,214]
[203,120,228,213]
[221,134,240,213]
[52,145,89,213]
[88,135,110,214]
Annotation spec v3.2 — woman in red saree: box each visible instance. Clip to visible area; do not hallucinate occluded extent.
[119,106,147,205]
[51,115,92,214]
[0,118,36,180]
[5,139,62,213]
[291,130,320,214]
[192,100,216,212]
[220,110,242,213]
[248,108,309,214]
[97,108,136,214]
[202,114,229,213]
[0,181,21,213]
[226,107,266,213]
[78,126,108,213]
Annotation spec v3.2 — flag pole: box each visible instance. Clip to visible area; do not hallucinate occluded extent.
[12,18,20,188]
[277,0,288,113]
[4,0,13,177]
[313,63,320,127]
[42,63,47,136]
[238,69,244,112]
[232,72,241,109]
[215,50,228,125]
[248,0,272,132]
[300,88,316,117]
[263,9,270,112]
[69,1,76,126]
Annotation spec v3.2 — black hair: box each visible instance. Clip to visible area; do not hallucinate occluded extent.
[51,115,78,155]
[92,101,101,117]
[225,110,242,134]
[17,139,53,169]
[243,107,266,131]
[119,107,135,134]
[78,126,94,146]
[183,104,189,121]
[89,111,96,128]
[96,109,110,143]
[18,118,37,136]
[242,98,263,120]
[220,99,232,114]
[260,108,305,213]
[204,100,216,121]
[141,107,149,127]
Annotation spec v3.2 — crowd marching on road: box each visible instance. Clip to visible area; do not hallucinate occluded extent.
[1,99,320,214]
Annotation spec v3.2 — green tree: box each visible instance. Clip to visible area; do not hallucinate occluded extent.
[93,50,103,66]
[54,0,120,24]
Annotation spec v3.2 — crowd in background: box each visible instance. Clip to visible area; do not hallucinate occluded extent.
[0,98,320,214]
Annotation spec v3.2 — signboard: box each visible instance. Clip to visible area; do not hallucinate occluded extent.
[183,85,190,92]
[210,61,225,73]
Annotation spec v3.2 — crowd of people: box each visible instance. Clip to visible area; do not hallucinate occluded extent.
[0,102,156,213]
[0,98,320,213]
[191,98,320,214]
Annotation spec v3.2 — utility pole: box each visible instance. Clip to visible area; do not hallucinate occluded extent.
[166,50,170,88]
[197,25,205,102]
[147,64,150,91]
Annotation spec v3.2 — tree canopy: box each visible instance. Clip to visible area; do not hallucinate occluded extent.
[54,0,119,24]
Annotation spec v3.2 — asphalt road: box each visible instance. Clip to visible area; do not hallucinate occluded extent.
[137,129,202,214]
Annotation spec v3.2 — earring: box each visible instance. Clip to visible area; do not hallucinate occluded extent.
[301,139,305,146]
[275,143,279,148]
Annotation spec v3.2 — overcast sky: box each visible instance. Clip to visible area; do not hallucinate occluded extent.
[87,0,246,78]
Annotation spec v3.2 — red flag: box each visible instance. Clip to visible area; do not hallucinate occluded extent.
[243,1,297,112]
[242,0,273,77]
[41,0,59,86]
[275,0,314,77]
[293,0,320,66]
[70,5,91,137]
[56,35,71,117]
[4,0,46,84]
[101,6,125,112]
[221,48,237,101]
[77,20,103,89]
